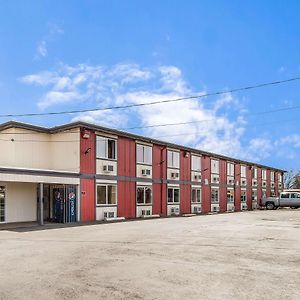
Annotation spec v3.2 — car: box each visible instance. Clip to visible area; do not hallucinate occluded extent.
[262,190,300,210]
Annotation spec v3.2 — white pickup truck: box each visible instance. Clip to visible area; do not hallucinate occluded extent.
[262,190,300,210]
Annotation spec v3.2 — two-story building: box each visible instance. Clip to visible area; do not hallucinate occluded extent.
[0,121,285,224]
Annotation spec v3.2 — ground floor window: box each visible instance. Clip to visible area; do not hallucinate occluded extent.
[211,188,219,203]
[191,188,201,203]
[262,190,267,198]
[96,185,117,205]
[252,190,257,202]
[0,186,5,222]
[241,190,247,202]
[168,187,180,203]
[137,186,152,204]
[227,189,234,203]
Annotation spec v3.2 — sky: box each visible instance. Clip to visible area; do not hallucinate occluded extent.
[0,0,300,170]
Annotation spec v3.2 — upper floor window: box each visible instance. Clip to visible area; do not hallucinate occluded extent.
[227,162,234,177]
[191,155,201,171]
[270,171,275,182]
[136,144,152,165]
[241,165,246,178]
[167,150,179,168]
[96,136,117,160]
[211,159,219,174]
[278,173,282,182]
[252,167,257,179]
[262,169,267,180]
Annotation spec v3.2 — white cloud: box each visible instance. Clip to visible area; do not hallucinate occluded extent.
[21,62,285,162]
[35,23,64,59]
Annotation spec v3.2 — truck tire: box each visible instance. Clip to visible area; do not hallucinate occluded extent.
[266,202,275,210]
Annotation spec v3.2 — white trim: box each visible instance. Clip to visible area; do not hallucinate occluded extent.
[0,184,6,223]
[96,183,118,206]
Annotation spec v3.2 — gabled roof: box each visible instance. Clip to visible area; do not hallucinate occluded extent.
[0,120,286,172]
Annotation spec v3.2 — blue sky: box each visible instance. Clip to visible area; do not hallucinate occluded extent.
[0,0,300,170]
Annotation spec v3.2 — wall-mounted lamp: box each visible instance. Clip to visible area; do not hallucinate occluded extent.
[84,147,91,155]
[82,130,90,139]
[184,151,189,158]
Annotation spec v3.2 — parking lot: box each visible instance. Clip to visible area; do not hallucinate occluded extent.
[0,210,299,300]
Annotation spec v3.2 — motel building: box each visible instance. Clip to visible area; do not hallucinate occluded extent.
[0,121,284,225]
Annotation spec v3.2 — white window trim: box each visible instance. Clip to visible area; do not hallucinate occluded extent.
[211,159,220,175]
[191,188,201,203]
[96,184,118,206]
[136,144,152,165]
[241,165,247,178]
[96,136,117,160]
[211,188,219,203]
[191,155,202,172]
[227,162,235,177]
[167,150,180,169]
[136,186,152,205]
[0,184,6,223]
[167,187,180,204]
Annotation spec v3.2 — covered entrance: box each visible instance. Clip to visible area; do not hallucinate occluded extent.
[37,184,78,224]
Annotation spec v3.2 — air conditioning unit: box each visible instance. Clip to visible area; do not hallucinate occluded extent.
[141,209,151,216]
[241,180,246,186]
[103,165,114,173]
[271,183,275,188]
[252,203,257,209]
[170,207,180,215]
[194,174,201,181]
[193,206,202,214]
[252,180,257,186]
[241,203,248,210]
[142,169,151,176]
[279,183,282,188]
[262,182,267,187]
[104,211,115,219]
[212,206,220,213]
[171,172,179,179]
[213,176,219,183]
[228,179,233,185]
[227,206,235,212]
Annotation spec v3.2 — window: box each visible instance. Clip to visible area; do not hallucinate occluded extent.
[241,165,246,178]
[191,155,201,171]
[278,173,282,182]
[137,186,152,204]
[191,188,201,203]
[281,193,289,199]
[227,190,234,203]
[211,159,219,174]
[252,167,257,179]
[0,186,5,222]
[168,187,180,203]
[96,185,117,205]
[167,151,179,168]
[252,190,257,202]
[227,163,234,177]
[211,188,219,203]
[241,190,247,202]
[96,136,116,160]
[136,144,152,165]
[271,171,275,182]
[291,193,300,199]
[262,169,267,180]
[262,190,267,198]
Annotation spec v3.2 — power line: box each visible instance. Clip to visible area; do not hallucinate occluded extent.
[0,76,299,118]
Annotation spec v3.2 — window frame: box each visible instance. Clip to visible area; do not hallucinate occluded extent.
[211,159,220,175]
[227,162,234,177]
[241,190,247,202]
[0,185,6,223]
[167,187,180,204]
[227,189,234,203]
[252,167,257,179]
[96,184,117,206]
[211,188,219,203]
[136,144,152,165]
[191,155,201,172]
[191,188,201,203]
[136,186,152,205]
[167,150,180,169]
[262,169,267,180]
[241,165,246,178]
[96,136,117,160]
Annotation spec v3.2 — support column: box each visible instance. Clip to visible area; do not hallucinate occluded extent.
[39,183,44,226]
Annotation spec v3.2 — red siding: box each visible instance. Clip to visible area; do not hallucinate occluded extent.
[234,164,241,211]
[219,160,227,212]
[117,137,136,218]
[257,168,262,206]
[153,145,167,216]
[246,166,252,209]
[80,178,95,221]
[275,172,279,196]
[80,130,96,174]
[180,151,191,214]
[202,156,211,213]
[80,130,96,221]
